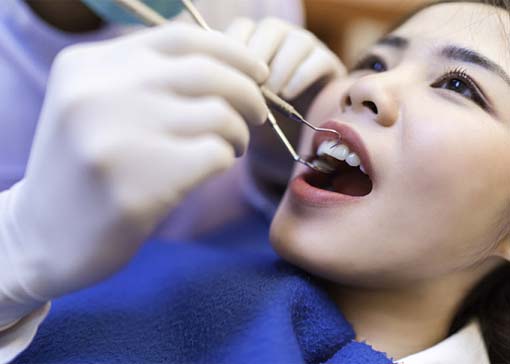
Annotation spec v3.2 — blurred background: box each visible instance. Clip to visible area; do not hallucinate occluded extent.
[303,0,435,66]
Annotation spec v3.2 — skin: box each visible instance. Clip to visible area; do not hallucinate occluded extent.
[271,2,510,359]
[25,0,103,33]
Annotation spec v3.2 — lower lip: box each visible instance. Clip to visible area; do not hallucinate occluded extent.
[289,173,368,207]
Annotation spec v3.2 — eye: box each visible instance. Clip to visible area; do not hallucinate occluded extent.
[431,68,489,110]
[351,55,387,73]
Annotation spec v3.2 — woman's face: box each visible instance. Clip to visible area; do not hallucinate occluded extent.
[270,2,510,287]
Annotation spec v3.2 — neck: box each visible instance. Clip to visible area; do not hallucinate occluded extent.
[324,260,500,360]
[25,0,103,33]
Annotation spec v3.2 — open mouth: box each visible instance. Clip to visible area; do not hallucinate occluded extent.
[304,121,375,197]
[306,153,373,197]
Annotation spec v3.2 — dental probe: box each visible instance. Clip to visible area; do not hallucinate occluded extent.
[112,0,336,174]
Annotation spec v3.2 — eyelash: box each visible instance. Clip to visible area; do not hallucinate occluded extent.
[351,55,490,111]
[351,55,387,73]
[431,67,489,110]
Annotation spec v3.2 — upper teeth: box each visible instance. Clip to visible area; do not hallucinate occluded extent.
[317,140,367,175]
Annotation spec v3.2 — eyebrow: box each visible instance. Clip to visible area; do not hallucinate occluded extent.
[440,46,510,86]
[376,35,409,49]
[375,35,510,86]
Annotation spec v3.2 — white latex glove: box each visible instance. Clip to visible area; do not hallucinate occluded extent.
[224,17,346,194]
[225,17,345,100]
[0,22,269,326]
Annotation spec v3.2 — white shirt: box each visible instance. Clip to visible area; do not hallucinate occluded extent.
[396,320,490,364]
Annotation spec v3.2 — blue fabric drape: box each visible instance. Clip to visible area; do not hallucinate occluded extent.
[14,210,392,363]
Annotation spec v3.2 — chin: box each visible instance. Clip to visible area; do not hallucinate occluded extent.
[269,208,366,285]
[269,202,428,288]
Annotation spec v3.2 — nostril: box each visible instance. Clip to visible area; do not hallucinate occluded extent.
[345,96,352,106]
[362,101,378,114]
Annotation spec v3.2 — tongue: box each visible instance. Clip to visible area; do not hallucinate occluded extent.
[332,168,372,196]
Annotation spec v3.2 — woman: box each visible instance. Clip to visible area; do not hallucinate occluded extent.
[4,0,510,363]
[271,0,510,362]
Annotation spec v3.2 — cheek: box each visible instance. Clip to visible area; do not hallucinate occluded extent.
[306,79,351,129]
[402,112,510,263]
[307,81,343,122]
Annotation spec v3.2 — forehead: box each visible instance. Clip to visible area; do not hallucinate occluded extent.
[393,2,510,67]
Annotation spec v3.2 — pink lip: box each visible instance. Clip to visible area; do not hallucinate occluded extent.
[289,174,367,206]
[288,120,376,207]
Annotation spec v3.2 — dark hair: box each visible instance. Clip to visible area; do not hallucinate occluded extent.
[450,264,510,364]
[421,2,510,363]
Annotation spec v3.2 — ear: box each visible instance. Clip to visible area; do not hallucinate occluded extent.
[495,234,510,262]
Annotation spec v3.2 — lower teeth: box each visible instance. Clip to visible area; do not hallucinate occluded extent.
[312,159,335,173]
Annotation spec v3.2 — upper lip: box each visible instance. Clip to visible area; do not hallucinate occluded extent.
[312,120,375,181]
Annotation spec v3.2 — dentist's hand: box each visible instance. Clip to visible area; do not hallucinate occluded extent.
[226,17,345,101]
[0,22,269,325]
[225,17,345,188]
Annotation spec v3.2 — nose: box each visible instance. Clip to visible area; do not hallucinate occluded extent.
[342,74,399,127]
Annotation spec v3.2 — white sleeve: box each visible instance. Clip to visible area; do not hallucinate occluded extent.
[0,302,50,364]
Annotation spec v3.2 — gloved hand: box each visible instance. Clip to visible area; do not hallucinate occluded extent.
[225,17,345,100]
[0,22,269,325]
[225,17,346,190]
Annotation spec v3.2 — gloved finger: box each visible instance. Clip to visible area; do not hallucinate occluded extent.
[101,134,236,219]
[156,55,268,126]
[123,92,249,157]
[152,94,250,157]
[128,23,269,84]
[264,29,315,94]
[164,135,236,195]
[246,17,292,63]
[224,17,256,44]
[282,46,346,100]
